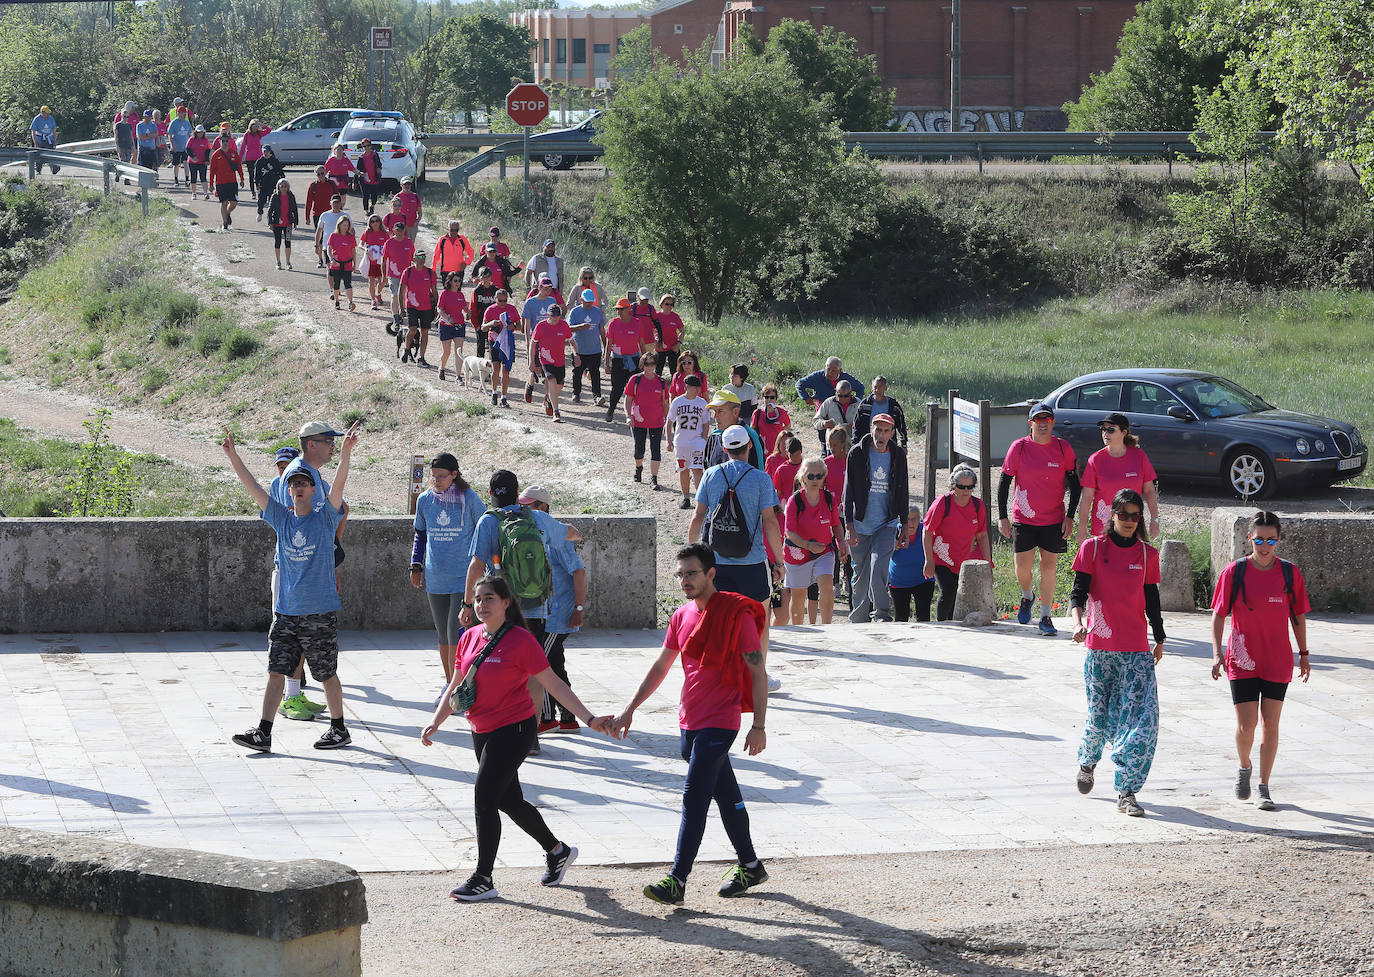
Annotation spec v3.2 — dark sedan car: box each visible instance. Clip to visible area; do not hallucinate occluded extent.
[533,113,601,170]
[1042,369,1366,499]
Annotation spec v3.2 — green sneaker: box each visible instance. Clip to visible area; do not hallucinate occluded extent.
[643,874,685,906]
[300,695,327,714]
[278,693,316,721]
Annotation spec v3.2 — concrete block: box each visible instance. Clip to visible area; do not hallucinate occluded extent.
[1211,507,1374,612]
[0,827,365,977]
[1158,539,1194,611]
[952,559,995,621]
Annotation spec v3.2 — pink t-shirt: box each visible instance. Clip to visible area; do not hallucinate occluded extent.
[783,490,840,565]
[923,493,986,571]
[437,289,468,326]
[402,266,436,310]
[765,454,786,479]
[824,454,846,505]
[1082,445,1158,536]
[606,316,646,357]
[772,460,801,500]
[752,406,792,455]
[532,318,572,365]
[382,237,415,278]
[454,626,550,734]
[1212,559,1310,682]
[657,310,684,349]
[1003,436,1076,526]
[669,370,709,400]
[383,212,407,236]
[1072,536,1161,653]
[626,372,666,428]
[327,232,356,265]
[484,302,518,334]
[664,600,762,731]
[361,227,389,264]
[395,190,421,226]
[324,155,354,188]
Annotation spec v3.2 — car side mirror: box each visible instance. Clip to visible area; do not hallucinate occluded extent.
[1167,405,1192,421]
[331,131,341,139]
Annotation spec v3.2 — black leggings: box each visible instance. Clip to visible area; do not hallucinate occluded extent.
[272,226,293,248]
[572,351,602,399]
[361,182,382,213]
[933,565,959,621]
[472,715,558,877]
[606,358,633,418]
[633,426,663,462]
[256,183,273,214]
[529,619,573,722]
[655,349,679,379]
[889,580,935,622]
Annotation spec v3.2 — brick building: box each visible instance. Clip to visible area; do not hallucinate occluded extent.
[513,0,1142,130]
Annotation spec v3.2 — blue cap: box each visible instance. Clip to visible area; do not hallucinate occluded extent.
[581,288,596,302]
[1028,402,1055,420]
[275,446,301,463]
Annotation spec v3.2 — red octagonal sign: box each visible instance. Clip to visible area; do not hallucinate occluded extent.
[506,84,550,128]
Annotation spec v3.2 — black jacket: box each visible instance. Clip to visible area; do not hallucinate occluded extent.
[853,394,908,447]
[843,435,908,528]
[265,190,299,227]
[254,154,286,189]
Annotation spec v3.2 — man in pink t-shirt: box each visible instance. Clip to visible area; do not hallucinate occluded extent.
[530,306,574,422]
[998,403,1080,636]
[611,543,770,907]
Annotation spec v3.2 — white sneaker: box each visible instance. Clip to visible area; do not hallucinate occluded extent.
[767,676,782,693]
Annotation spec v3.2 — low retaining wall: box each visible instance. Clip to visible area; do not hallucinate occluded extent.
[1211,507,1371,611]
[0,827,366,977]
[0,514,656,633]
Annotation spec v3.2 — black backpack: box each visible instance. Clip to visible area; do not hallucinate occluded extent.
[1227,557,1297,625]
[705,466,755,559]
[941,493,984,522]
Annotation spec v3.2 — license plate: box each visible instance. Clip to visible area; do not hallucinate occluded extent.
[1339,454,1363,471]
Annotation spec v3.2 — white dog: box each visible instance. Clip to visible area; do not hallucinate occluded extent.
[461,355,492,387]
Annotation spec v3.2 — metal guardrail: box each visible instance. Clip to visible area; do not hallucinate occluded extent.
[448,139,600,187]
[1,148,158,214]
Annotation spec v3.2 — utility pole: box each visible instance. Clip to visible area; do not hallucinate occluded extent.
[949,0,962,133]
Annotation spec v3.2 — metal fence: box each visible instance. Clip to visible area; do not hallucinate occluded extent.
[1,148,158,214]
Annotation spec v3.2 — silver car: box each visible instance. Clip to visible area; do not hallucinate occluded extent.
[261,108,364,165]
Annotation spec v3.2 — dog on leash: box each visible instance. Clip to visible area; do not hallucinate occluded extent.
[397,323,421,363]
[461,355,492,387]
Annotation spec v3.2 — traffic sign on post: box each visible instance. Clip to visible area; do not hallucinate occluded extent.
[506,84,550,127]
[370,27,393,50]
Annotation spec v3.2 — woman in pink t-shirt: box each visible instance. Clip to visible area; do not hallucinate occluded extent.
[1076,412,1160,544]
[420,574,610,902]
[751,383,792,456]
[327,216,357,311]
[668,350,710,401]
[530,305,573,422]
[1068,488,1164,818]
[324,146,355,202]
[624,352,669,488]
[436,272,470,380]
[922,464,991,621]
[360,214,390,309]
[1209,511,1311,811]
[783,456,848,624]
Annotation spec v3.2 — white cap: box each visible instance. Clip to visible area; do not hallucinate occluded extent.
[722,425,751,449]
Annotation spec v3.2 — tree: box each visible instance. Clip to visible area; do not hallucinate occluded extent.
[598,43,877,326]
[432,12,533,119]
[0,10,113,144]
[739,20,894,132]
[1064,0,1234,132]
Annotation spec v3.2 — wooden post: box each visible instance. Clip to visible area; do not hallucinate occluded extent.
[978,398,993,536]
[408,454,424,515]
[924,401,939,506]
[946,388,959,474]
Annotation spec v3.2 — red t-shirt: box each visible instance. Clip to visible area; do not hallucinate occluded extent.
[437,289,468,326]
[395,190,421,225]
[304,180,334,221]
[454,626,551,734]
[1003,436,1075,526]
[484,302,518,334]
[402,266,436,310]
[207,149,241,186]
[772,460,801,500]
[783,490,840,565]
[324,155,354,189]
[361,227,389,264]
[664,600,762,731]
[923,493,986,571]
[1072,536,1161,653]
[669,371,709,400]
[488,240,511,258]
[185,136,210,164]
[630,302,658,343]
[1212,559,1310,682]
[606,316,647,357]
[753,406,792,456]
[657,310,684,349]
[532,318,572,365]
[382,237,415,279]
[824,454,846,504]
[327,232,356,265]
[626,372,667,428]
[383,212,407,236]
[1082,445,1158,536]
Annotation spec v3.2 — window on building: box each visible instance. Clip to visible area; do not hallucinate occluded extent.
[616,36,623,52]
[556,38,566,64]
[542,38,549,62]
[573,38,586,64]
[674,23,683,34]
[594,43,610,54]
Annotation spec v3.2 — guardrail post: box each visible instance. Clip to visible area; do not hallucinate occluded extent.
[27,151,39,181]
[1165,144,1173,177]
[977,142,984,175]
[141,187,148,217]
[494,149,506,180]
[103,162,111,195]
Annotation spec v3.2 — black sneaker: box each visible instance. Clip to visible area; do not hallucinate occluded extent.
[231,727,271,753]
[1117,791,1145,817]
[450,873,499,902]
[439,368,447,381]
[314,726,352,750]
[540,843,577,886]
[1235,766,1253,800]
[491,392,499,406]
[1076,763,1095,795]
[679,496,692,510]
[718,862,768,898]
[1257,784,1276,811]
[643,874,685,906]
[651,476,660,490]
[633,467,643,482]
[528,739,541,757]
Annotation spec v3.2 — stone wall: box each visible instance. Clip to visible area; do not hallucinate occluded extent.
[0,515,656,633]
[1211,508,1371,612]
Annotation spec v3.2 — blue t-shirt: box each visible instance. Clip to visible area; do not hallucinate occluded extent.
[469,504,580,619]
[262,498,344,615]
[695,459,779,566]
[136,121,158,149]
[30,114,56,142]
[568,305,605,356]
[871,397,890,418]
[521,295,556,326]
[543,527,585,635]
[889,536,934,588]
[168,117,192,152]
[413,488,483,595]
[270,460,334,568]
[855,445,900,536]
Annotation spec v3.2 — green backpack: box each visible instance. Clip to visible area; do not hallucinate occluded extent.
[494,506,553,603]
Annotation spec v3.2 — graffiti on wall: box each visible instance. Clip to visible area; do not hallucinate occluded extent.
[893,109,1028,132]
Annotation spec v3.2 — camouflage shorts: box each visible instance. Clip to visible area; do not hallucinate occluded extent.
[268,612,339,681]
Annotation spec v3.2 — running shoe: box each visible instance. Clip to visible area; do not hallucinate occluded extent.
[301,695,327,714]
[1037,616,1057,636]
[276,260,282,270]
[525,384,534,404]
[767,675,782,693]
[1076,763,1095,794]
[544,398,553,417]
[317,258,324,268]
[1235,766,1253,800]
[500,397,510,409]
[634,467,643,483]
[439,369,447,381]
[643,875,685,906]
[1116,792,1145,817]
[555,718,580,733]
[536,718,560,735]
[540,843,577,886]
[491,392,499,406]
[718,862,768,898]
[553,410,563,423]
[418,357,431,367]
[450,874,499,902]
[231,727,271,752]
[1256,784,1275,811]
[1017,595,1034,625]
[278,693,315,722]
[527,739,541,757]
[313,726,352,750]
[874,612,893,623]
[651,475,660,491]
[679,496,692,510]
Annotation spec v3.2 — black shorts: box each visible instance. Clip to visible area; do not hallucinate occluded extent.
[407,308,435,331]
[216,182,238,202]
[330,266,353,289]
[171,150,187,166]
[189,162,207,182]
[1012,522,1067,554]
[267,611,339,681]
[713,561,771,603]
[543,365,566,384]
[1229,677,1289,704]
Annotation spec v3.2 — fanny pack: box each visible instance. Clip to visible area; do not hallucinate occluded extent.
[448,623,511,715]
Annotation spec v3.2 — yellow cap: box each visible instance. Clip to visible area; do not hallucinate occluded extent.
[40,105,51,113]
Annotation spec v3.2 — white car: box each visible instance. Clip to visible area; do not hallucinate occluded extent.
[332,111,427,187]
[261,108,364,164]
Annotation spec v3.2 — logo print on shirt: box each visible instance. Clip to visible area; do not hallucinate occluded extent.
[1096,498,1112,526]
[1085,596,1113,640]
[436,509,452,527]
[291,530,308,548]
[1014,487,1036,518]
[1229,632,1257,671]
[872,464,888,482]
[933,536,952,564]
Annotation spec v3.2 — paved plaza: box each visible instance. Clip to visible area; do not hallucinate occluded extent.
[2,614,1372,873]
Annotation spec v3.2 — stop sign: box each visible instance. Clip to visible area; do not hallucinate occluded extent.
[506,84,550,127]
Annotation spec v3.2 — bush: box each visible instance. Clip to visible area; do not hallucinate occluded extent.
[339,408,367,427]
[142,366,170,392]
[222,328,260,360]
[78,339,104,361]
[191,308,232,357]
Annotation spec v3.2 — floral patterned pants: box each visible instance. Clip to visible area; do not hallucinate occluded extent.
[1078,649,1159,794]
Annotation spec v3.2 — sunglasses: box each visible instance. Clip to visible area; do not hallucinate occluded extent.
[764,394,778,400]
[805,472,826,480]
[1252,537,1279,546]
[954,483,975,491]
[1100,425,1121,434]
[663,301,674,306]
[838,393,853,399]
[1114,509,1143,521]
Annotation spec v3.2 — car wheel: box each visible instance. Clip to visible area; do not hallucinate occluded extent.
[1225,447,1276,500]
[541,153,571,170]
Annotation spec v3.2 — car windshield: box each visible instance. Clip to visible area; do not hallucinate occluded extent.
[1175,376,1271,418]
[341,122,402,143]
